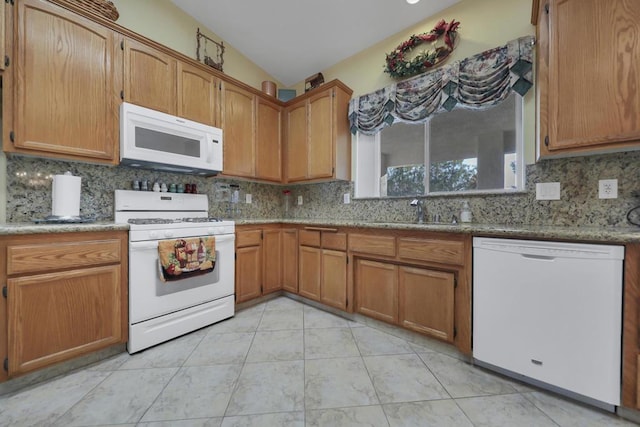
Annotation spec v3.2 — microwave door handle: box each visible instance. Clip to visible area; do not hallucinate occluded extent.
[207,139,215,163]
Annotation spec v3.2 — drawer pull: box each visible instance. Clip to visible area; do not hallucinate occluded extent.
[304,227,338,233]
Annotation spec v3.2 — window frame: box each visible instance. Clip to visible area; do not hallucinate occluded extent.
[353,94,525,199]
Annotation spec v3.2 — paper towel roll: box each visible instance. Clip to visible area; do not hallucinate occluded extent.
[52,172,81,217]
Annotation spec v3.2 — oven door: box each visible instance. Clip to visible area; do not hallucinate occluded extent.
[129,233,234,324]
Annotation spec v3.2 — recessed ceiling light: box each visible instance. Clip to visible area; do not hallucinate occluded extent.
[406,0,421,4]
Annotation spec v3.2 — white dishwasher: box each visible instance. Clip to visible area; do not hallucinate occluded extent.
[473,237,624,409]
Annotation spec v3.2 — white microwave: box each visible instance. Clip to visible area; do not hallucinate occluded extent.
[120,102,223,176]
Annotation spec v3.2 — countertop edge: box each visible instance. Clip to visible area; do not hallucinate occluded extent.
[234,218,640,244]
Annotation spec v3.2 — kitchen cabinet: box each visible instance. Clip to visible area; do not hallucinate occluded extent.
[256,97,282,182]
[235,229,263,303]
[534,0,640,157]
[123,37,177,115]
[0,231,128,380]
[262,229,282,294]
[354,259,398,323]
[235,225,293,303]
[281,228,298,293]
[4,0,121,164]
[177,61,218,126]
[298,227,348,310]
[399,266,455,343]
[350,230,471,354]
[221,83,283,181]
[220,81,257,178]
[284,81,352,182]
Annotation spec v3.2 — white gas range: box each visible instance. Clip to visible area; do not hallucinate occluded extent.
[114,190,235,353]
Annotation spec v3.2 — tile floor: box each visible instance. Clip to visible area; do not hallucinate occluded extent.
[0,296,637,426]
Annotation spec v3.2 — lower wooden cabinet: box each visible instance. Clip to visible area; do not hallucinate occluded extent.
[262,229,282,294]
[354,259,398,323]
[235,225,297,303]
[298,228,348,310]
[298,245,322,300]
[1,231,128,381]
[235,244,262,303]
[282,228,298,293]
[399,266,455,343]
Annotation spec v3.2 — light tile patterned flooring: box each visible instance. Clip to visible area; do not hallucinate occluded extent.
[0,296,637,426]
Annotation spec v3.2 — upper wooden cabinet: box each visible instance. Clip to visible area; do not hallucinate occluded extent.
[285,81,352,183]
[220,81,257,177]
[123,37,177,115]
[177,61,218,126]
[535,0,640,157]
[5,0,120,164]
[256,97,282,182]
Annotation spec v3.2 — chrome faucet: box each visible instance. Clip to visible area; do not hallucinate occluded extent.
[410,199,425,224]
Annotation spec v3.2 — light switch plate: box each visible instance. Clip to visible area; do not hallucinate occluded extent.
[599,179,618,199]
[245,194,252,204]
[536,182,561,200]
[297,195,303,205]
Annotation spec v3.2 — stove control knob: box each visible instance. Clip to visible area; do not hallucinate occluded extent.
[149,231,158,239]
[164,230,174,238]
[207,228,216,235]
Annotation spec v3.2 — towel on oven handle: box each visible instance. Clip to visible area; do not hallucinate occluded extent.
[158,236,216,282]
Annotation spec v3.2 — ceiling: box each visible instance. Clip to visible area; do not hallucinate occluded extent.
[170,0,461,86]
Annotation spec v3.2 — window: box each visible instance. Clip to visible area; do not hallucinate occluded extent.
[353,93,524,198]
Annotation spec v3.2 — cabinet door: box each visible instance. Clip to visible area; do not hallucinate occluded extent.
[307,88,334,179]
[399,266,455,342]
[256,97,282,182]
[355,259,398,323]
[177,61,217,126]
[220,82,256,177]
[235,245,262,303]
[321,249,347,311]
[285,101,308,182]
[299,245,321,301]
[7,265,122,376]
[546,0,640,151]
[12,0,119,162]
[262,229,282,294]
[123,38,177,114]
[282,229,298,293]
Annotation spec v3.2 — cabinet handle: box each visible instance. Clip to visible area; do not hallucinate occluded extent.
[304,227,338,233]
[4,56,9,67]
[544,135,549,147]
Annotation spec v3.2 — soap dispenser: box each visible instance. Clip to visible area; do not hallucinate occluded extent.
[460,201,472,223]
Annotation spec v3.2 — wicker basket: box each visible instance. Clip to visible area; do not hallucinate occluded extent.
[69,0,119,21]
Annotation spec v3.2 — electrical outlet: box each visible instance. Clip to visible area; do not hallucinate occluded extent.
[536,182,561,200]
[343,193,351,204]
[297,195,303,205]
[245,194,252,204]
[599,179,618,199]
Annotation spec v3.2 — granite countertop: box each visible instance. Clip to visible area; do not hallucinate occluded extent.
[235,218,640,244]
[2,218,639,244]
[0,221,129,235]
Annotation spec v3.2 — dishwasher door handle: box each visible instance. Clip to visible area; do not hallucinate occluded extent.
[521,254,556,261]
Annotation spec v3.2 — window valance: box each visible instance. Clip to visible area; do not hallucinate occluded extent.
[348,36,535,135]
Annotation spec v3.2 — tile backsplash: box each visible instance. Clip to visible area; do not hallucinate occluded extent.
[7,151,640,227]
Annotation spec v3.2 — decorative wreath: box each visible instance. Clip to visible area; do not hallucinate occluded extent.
[384,19,460,79]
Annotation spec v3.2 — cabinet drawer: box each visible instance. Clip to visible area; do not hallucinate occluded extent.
[7,239,122,275]
[349,234,396,257]
[397,238,464,266]
[299,230,321,247]
[322,232,346,251]
[236,230,262,247]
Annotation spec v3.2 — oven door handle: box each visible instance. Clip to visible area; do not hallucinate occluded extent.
[130,234,234,251]
[130,241,159,251]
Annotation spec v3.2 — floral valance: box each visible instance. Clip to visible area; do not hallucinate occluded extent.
[348,36,535,135]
